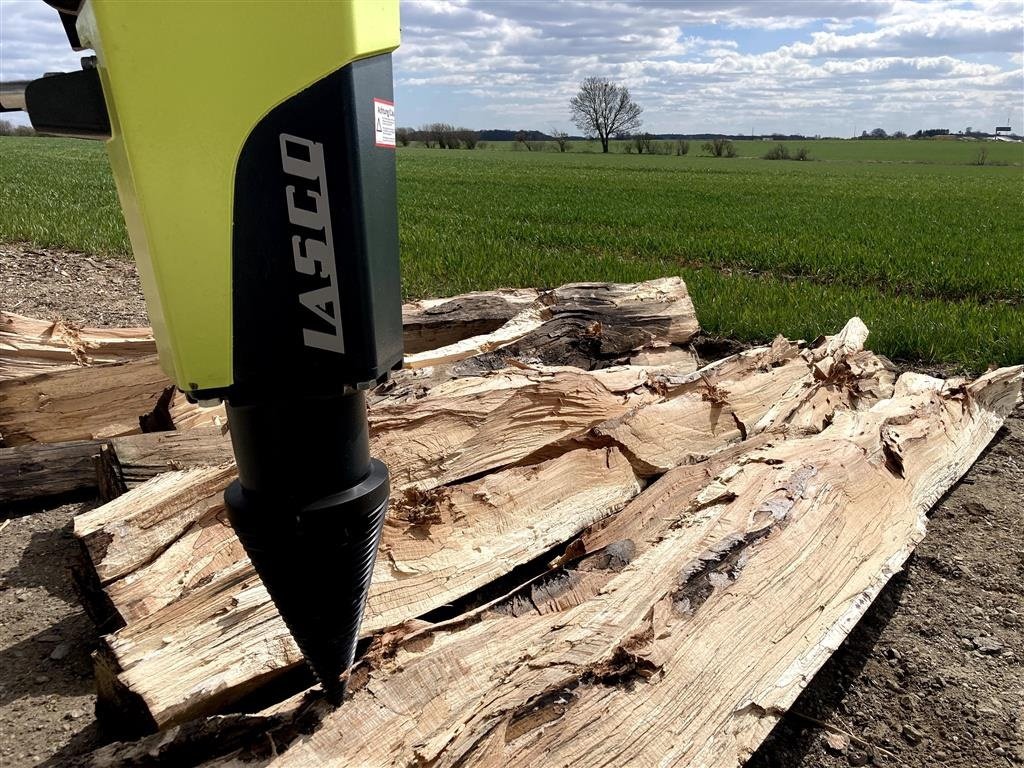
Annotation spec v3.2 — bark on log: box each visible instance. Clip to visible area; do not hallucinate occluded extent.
[73,319,886,732]
[401,289,540,354]
[0,438,109,504]
[405,277,698,370]
[0,428,232,504]
[0,312,156,381]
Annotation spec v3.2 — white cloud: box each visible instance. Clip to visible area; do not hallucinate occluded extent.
[394,0,1023,134]
[1,0,1021,135]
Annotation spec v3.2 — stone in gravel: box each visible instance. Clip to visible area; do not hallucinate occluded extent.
[823,731,850,754]
[34,675,49,684]
[847,749,870,766]
[972,636,1002,654]
[49,642,71,661]
[903,724,925,745]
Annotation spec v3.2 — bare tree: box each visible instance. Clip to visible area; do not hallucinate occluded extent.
[456,128,480,149]
[432,123,458,149]
[702,138,736,158]
[633,132,653,154]
[569,77,643,153]
[396,127,411,147]
[551,128,569,153]
[417,124,437,148]
[514,130,533,151]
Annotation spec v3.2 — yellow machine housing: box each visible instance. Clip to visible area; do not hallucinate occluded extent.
[74,0,400,392]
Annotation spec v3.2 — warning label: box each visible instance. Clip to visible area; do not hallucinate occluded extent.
[373,98,396,148]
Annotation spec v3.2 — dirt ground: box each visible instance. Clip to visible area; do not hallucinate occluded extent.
[1,243,1022,767]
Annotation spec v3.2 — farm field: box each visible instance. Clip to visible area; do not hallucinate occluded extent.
[484,136,1024,164]
[1,135,1021,369]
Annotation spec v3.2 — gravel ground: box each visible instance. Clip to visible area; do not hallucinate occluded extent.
[1,242,1021,767]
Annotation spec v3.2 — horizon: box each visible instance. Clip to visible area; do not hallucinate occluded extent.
[1,0,1021,136]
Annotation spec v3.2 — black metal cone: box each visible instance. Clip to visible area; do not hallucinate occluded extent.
[225,459,389,700]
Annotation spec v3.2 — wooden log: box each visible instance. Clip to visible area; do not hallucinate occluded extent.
[87,447,640,728]
[406,277,699,370]
[110,428,232,486]
[74,465,237,586]
[0,438,109,504]
[370,366,655,491]
[596,321,895,475]
[73,324,885,732]
[1,279,697,448]
[77,365,1021,768]
[0,312,156,381]
[71,358,691,627]
[0,428,232,505]
[0,356,173,446]
[180,365,1017,768]
[76,335,815,617]
[0,292,536,382]
[401,289,540,354]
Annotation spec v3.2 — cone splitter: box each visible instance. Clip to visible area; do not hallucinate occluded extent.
[3,0,404,699]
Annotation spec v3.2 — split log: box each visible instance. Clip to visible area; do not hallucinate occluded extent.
[189,365,1017,768]
[0,438,109,504]
[370,366,655,491]
[597,323,895,475]
[79,364,1021,767]
[1,280,697,448]
[406,277,699,370]
[0,356,173,446]
[0,312,156,381]
[74,465,238,587]
[72,321,886,731]
[0,292,537,382]
[0,428,232,505]
[85,447,640,728]
[72,331,822,623]
[110,428,232,486]
[401,289,540,354]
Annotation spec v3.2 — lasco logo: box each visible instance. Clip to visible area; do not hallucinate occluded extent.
[279,133,344,353]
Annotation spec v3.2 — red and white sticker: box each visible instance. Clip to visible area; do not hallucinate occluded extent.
[373,98,396,148]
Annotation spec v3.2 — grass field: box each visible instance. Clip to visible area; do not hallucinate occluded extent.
[1,136,1021,370]
[483,137,1024,165]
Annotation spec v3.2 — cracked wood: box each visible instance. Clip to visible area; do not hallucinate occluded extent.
[73,318,885,732]
[208,365,1020,768]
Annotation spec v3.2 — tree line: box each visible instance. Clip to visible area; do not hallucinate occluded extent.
[397,124,481,149]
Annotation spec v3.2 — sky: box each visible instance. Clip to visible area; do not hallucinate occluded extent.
[1,0,1021,137]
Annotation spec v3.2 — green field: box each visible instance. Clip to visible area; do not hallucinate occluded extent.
[484,137,1024,165]
[1,136,1022,370]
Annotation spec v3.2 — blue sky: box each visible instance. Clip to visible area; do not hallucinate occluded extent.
[2,0,1021,136]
